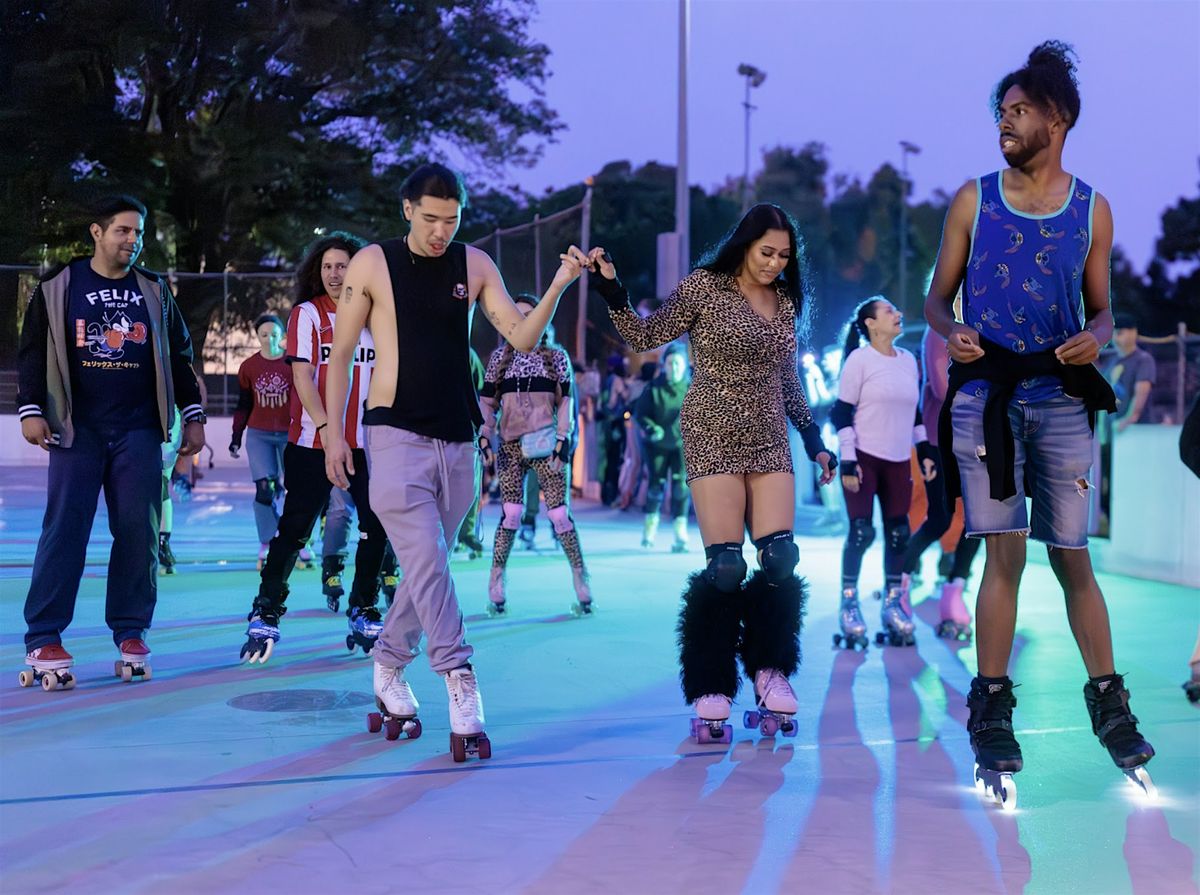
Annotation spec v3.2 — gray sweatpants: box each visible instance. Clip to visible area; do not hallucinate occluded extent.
[366,425,478,673]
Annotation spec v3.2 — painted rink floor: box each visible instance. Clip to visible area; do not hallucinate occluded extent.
[0,465,1197,895]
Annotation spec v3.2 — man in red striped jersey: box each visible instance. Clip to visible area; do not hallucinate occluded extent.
[239,231,389,664]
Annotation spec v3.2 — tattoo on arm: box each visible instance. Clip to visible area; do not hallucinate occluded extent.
[342,286,353,305]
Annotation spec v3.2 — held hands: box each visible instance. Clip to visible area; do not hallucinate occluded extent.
[324,433,355,490]
[916,441,940,483]
[1055,330,1101,366]
[179,421,206,457]
[840,459,862,494]
[816,451,837,486]
[586,247,617,280]
[948,324,984,364]
[552,245,588,289]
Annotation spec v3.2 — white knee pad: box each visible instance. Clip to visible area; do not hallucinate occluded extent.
[547,505,574,535]
[501,502,523,530]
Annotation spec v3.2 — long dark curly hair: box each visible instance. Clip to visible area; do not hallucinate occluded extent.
[992,40,1081,131]
[294,231,367,304]
[696,203,812,337]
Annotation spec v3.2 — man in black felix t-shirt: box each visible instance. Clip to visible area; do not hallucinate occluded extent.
[16,195,206,689]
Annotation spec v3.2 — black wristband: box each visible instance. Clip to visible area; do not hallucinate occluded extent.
[799,422,826,463]
[840,460,859,477]
[592,274,629,310]
[916,441,939,466]
[553,437,570,463]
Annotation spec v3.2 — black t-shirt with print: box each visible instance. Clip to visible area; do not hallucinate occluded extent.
[67,260,159,431]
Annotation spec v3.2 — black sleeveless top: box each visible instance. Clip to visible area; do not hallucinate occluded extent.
[361,239,482,442]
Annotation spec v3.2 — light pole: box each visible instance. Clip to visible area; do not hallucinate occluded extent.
[738,63,766,213]
[677,0,691,279]
[898,140,921,313]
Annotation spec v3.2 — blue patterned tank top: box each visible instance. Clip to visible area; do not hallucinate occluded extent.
[962,171,1095,402]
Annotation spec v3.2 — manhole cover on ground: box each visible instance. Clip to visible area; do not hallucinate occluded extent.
[227,689,374,712]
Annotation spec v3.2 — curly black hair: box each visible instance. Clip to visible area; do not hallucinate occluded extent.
[293,231,367,305]
[992,40,1081,130]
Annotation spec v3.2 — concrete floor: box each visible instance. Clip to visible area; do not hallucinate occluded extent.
[0,465,1197,895]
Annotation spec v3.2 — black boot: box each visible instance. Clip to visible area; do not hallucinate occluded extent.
[676,572,741,704]
[322,555,345,613]
[1083,674,1155,770]
[377,546,399,608]
[966,676,1023,772]
[158,532,176,575]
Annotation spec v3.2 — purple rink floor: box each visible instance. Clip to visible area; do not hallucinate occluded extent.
[0,465,1197,895]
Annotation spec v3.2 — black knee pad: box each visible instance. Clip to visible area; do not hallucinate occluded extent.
[254,477,276,506]
[703,543,747,593]
[753,530,799,583]
[846,518,875,552]
[885,516,911,551]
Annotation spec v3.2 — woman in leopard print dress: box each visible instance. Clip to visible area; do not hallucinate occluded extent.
[478,293,590,617]
[589,204,836,741]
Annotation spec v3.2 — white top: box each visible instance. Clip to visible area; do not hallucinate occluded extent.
[836,344,923,463]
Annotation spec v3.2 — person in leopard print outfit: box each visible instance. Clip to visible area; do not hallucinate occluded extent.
[478,293,590,616]
[589,203,837,741]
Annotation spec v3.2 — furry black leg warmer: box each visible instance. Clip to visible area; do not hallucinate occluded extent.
[739,570,807,679]
[677,571,742,703]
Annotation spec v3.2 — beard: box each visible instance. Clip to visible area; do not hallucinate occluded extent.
[1001,126,1051,168]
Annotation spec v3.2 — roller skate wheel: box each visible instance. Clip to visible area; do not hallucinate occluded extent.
[477,734,492,760]
[142,666,152,681]
[120,664,133,682]
[63,675,76,690]
[997,774,1017,811]
[384,719,402,741]
[719,723,732,744]
[450,733,467,762]
[689,717,701,737]
[367,712,383,734]
[695,723,713,745]
[41,673,57,692]
[407,719,423,740]
[743,710,760,729]
[832,633,842,647]
[345,635,356,652]
[1126,766,1157,800]
[18,670,33,687]
[114,660,123,678]
[874,632,886,645]
[782,720,797,738]
[761,716,779,737]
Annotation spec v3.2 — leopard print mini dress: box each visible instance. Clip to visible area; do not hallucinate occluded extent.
[607,269,817,482]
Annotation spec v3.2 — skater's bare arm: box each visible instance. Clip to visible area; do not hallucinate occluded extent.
[324,247,378,487]
[1057,193,1113,366]
[290,363,325,429]
[926,181,983,363]
[473,246,584,353]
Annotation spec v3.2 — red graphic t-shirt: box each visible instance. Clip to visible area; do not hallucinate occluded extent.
[234,353,292,434]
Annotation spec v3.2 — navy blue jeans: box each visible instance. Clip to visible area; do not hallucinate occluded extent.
[24,425,163,650]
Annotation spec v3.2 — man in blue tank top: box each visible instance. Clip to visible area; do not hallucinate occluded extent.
[322,163,587,760]
[925,41,1154,806]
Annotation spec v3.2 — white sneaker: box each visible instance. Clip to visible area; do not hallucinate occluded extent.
[754,668,798,714]
[374,663,419,717]
[445,666,485,735]
[695,693,732,722]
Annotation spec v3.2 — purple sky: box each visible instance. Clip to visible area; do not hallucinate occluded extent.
[505,0,1200,270]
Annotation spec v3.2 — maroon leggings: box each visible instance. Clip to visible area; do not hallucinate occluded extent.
[843,451,912,521]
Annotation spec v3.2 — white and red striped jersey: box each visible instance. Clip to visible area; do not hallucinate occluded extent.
[286,294,375,449]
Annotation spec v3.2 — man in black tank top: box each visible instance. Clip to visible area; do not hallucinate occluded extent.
[322,163,586,761]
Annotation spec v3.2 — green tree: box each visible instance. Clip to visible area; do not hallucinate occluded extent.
[0,0,560,364]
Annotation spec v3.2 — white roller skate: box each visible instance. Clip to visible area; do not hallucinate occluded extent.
[833,587,869,650]
[935,578,973,641]
[744,668,798,737]
[19,644,75,691]
[345,605,384,655]
[671,516,690,553]
[876,585,916,647]
[641,512,659,548]
[486,566,507,617]
[445,665,491,762]
[689,693,733,744]
[569,566,594,617]
[114,637,152,682]
[367,663,422,741]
